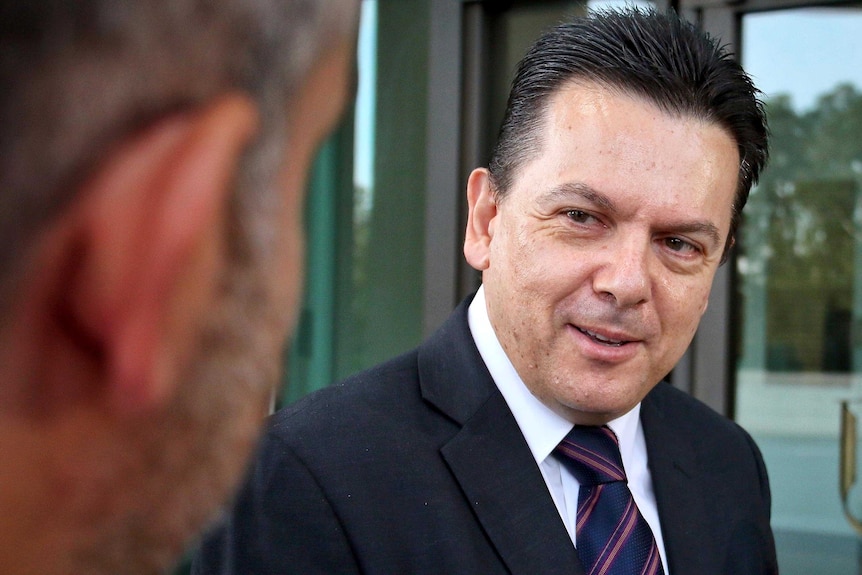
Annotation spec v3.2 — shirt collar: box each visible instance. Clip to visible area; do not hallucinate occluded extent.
[467,285,642,466]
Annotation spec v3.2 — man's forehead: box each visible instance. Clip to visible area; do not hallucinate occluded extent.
[549,80,680,125]
[539,79,739,168]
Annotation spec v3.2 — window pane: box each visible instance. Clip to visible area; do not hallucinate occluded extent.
[735,7,862,572]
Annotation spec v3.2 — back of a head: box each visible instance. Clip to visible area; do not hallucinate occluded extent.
[0,0,356,315]
[488,8,768,259]
[0,1,357,573]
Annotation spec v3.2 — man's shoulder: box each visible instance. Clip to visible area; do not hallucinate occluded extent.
[266,299,481,446]
[271,347,423,431]
[248,343,467,502]
[646,381,736,427]
[645,381,763,459]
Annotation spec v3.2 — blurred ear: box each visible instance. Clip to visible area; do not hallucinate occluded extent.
[463,168,497,272]
[40,94,259,415]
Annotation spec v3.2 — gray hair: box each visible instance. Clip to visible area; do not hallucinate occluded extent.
[0,0,357,307]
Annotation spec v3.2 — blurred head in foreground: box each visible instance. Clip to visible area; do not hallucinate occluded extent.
[0,1,358,572]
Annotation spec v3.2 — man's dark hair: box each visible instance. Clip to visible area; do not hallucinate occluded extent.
[488,8,768,263]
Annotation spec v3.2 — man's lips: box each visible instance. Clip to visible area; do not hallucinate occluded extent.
[574,326,632,347]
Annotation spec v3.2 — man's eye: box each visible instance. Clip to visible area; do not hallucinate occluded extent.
[565,209,594,224]
[665,237,697,253]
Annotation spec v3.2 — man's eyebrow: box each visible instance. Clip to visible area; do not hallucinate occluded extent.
[537,182,618,212]
[666,221,723,249]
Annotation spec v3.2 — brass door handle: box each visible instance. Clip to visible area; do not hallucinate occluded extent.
[840,401,862,534]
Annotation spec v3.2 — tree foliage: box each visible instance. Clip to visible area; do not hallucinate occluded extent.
[739,83,862,372]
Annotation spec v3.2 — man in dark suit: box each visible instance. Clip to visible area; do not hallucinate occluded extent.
[194,8,777,574]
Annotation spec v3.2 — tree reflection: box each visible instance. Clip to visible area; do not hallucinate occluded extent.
[738,83,862,373]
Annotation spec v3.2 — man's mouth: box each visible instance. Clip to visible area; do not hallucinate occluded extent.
[575,326,628,347]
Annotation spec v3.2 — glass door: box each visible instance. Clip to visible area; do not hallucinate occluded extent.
[733,6,862,573]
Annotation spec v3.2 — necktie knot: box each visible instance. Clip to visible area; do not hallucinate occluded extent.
[555,425,626,486]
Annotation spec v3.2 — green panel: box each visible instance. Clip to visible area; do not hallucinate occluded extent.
[282,0,432,403]
[282,122,355,405]
[333,0,431,381]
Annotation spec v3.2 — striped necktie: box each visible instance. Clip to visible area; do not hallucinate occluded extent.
[555,425,664,575]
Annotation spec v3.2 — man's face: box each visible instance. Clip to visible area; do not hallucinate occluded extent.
[470,82,739,425]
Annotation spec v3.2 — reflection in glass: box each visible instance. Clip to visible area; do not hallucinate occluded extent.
[735,7,862,573]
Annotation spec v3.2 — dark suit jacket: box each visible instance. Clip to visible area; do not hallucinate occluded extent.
[193,297,778,574]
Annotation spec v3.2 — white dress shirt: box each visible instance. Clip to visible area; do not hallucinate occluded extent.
[467,286,670,574]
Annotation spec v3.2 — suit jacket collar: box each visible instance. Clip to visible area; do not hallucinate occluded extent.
[642,384,721,575]
[419,297,585,575]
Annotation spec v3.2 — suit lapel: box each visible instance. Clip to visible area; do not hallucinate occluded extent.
[641,385,722,575]
[441,391,584,575]
[419,299,583,575]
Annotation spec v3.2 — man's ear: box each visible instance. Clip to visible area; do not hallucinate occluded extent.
[53,94,259,415]
[463,168,498,272]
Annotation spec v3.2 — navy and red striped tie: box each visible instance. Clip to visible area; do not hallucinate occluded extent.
[555,425,664,575]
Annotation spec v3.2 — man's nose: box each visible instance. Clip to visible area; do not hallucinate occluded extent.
[591,237,652,308]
